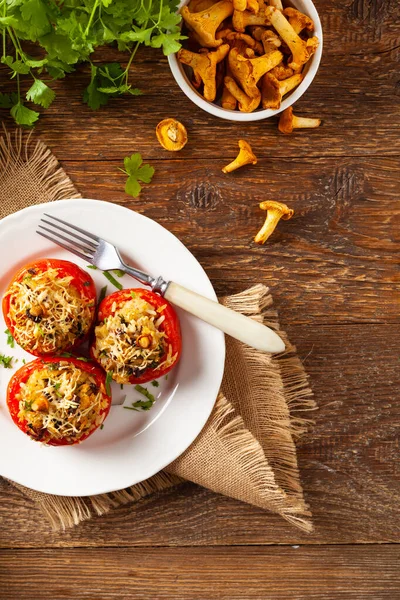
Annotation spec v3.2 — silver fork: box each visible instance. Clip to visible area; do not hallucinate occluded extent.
[37,214,285,353]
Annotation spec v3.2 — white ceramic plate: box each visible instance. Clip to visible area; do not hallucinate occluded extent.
[0,199,225,496]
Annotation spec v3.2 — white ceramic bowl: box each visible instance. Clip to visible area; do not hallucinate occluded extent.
[168,0,323,121]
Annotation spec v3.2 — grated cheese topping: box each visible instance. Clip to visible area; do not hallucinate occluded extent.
[17,361,108,444]
[93,296,178,384]
[5,267,94,354]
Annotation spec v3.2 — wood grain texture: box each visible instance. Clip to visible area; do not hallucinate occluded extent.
[1,546,399,599]
[57,157,400,326]
[0,0,399,594]
[1,324,399,548]
[0,3,400,161]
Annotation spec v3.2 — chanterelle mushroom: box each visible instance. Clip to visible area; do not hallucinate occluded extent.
[266,6,318,70]
[268,0,283,9]
[226,31,264,55]
[254,200,294,244]
[224,76,261,112]
[181,1,234,48]
[228,47,283,98]
[283,7,314,34]
[278,106,321,134]
[156,119,188,151]
[222,139,257,173]
[260,29,281,53]
[178,44,230,101]
[232,5,272,33]
[261,72,303,109]
[188,0,219,12]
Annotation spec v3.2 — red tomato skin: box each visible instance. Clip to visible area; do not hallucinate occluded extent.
[7,357,112,446]
[2,259,97,357]
[91,288,182,384]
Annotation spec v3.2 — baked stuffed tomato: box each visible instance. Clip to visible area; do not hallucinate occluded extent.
[7,357,111,445]
[91,288,182,385]
[3,259,96,356]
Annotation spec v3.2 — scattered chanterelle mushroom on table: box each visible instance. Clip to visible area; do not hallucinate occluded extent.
[254,200,294,244]
[278,106,321,134]
[156,119,188,151]
[178,0,320,113]
[222,139,257,173]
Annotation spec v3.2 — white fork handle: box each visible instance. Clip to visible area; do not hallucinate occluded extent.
[164,282,285,353]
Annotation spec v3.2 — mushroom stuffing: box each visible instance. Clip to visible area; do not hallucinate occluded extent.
[177,0,319,113]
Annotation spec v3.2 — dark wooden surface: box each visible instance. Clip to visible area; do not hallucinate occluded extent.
[1,0,399,597]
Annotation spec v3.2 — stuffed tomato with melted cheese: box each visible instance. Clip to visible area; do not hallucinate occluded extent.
[2,259,96,356]
[7,357,111,445]
[91,289,182,385]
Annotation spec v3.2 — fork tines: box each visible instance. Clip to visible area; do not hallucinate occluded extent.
[36,213,98,263]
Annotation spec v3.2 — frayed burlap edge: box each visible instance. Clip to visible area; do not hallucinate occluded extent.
[1,128,316,533]
[0,125,81,218]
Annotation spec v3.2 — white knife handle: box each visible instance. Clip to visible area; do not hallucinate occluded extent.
[164,282,285,354]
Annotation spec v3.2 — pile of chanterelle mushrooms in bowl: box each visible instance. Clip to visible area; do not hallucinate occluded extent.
[168,0,323,121]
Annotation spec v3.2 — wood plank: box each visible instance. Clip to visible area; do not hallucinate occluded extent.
[1,324,399,547]
[1,545,399,599]
[0,0,399,160]
[59,156,400,325]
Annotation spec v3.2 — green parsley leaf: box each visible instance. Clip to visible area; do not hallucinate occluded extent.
[151,380,159,387]
[83,64,109,110]
[86,265,98,270]
[98,285,108,304]
[5,329,14,349]
[114,269,125,278]
[26,79,55,108]
[100,423,104,430]
[121,153,155,199]
[125,399,154,411]
[83,281,91,287]
[105,371,113,396]
[0,92,18,109]
[1,56,30,75]
[10,102,40,127]
[0,354,13,368]
[103,271,123,290]
[134,384,155,404]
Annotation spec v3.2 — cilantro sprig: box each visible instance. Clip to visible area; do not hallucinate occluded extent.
[0,0,185,126]
[119,153,155,198]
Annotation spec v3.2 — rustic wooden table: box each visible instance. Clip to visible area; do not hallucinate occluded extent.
[0,0,399,598]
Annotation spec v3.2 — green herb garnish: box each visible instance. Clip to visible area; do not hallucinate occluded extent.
[60,352,90,362]
[114,270,125,278]
[83,281,91,287]
[0,354,13,368]
[119,153,155,198]
[120,384,124,390]
[130,291,136,299]
[105,371,113,396]
[103,271,123,290]
[0,3,184,127]
[98,285,108,304]
[100,424,104,430]
[124,399,154,411]
[4,329,14,348]
[134,385,155,403]
[86,265,98,270]
[22,359,26,364]
[151,380,159,387]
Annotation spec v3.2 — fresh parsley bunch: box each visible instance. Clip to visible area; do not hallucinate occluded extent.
[0,0,184,126]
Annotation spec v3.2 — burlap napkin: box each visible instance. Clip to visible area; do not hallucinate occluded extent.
[0,127,316,532]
